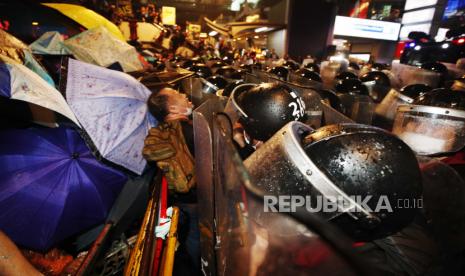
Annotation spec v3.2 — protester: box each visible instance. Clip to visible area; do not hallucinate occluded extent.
[143,87,200,274]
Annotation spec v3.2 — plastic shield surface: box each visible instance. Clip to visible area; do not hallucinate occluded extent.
[321,102,355,125]
[418,157,465,251]
[244,72,261,84]
[251,69,277,83]
[392,105,465,156]
[193,98,224,275]
[374,89,413,126]
[390,62,441,89]
[212,115,367,275]
[288,72,323,90]
[320,61,345,89]
[338,94,375,125]
[181,77,219,107]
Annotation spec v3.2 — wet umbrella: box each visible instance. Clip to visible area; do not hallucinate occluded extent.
[0,55,79,126]
[65,59,156,175]
[30,31,70,55]
[43,3,125,41]
[63,26,143,72]
[0,127,127,251]
[0,29,55,85]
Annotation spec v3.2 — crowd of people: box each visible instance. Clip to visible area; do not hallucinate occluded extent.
[0,2,465,274]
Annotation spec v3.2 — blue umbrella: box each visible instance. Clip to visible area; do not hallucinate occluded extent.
[0,127,127,251]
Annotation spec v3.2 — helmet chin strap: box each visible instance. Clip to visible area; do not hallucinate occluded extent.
[243,130,263,149]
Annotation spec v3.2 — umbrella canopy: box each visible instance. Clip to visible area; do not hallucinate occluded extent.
[30,31,70,55]
[0,55,79,126]
[63,26,143,72]
[0,29,28,63]
[0,127,127,250]
[0,29,55,85]
[42,3,125,41]
[66,59,156,175]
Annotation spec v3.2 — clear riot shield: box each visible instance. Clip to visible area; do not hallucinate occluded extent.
[181,76,220,107]
[390,62,441,89]
[338,94,375,125]
[321,102,355,125]
[251,69,278,83]
[320,61,344,89]
[193,98,225,276]
[272,79,324,129]
[374,88,413,129]
[212,114,370,276]
[244,72,262,84]
[418,157,465,253]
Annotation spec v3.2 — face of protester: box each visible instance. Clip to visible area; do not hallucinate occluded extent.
[160,88,193,116]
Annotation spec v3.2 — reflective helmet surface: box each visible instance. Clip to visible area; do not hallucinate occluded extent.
[305,63,320,73]
[191,63,212,78]
[245,122,422,242]
[283,60,300,71]
[400,84,432,100]
[371,63,387,71]
[413,88,465,110]
[303,124,422,240]
[267,66,290,81]
[335,71,358,81]
[222,79,244,98]
[216,66,238,79]
[420,62,448,75]
[349,62,360,71]
[211,61,227,70]
[295,68,322,83]
[360,71,391,102]
[335,79,369,95]
[235,83,305,141]
[206,75,229,90]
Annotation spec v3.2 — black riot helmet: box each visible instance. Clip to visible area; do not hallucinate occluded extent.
[181,59,195,70]
[206,75,229,90]
[216,66,238,79]
[295,68,322,83]
[267,66,290,81]
[360,71,391,102]
[349,62,360,71]
[234,83,306,141]
[231,69,246,80]
[239,63,253,73]
[335,71,358,81]
[305,62,320,73]
[318,89,344,112]
[191,63,212,78]
[222,51,234,64]
[451,75,465,91]
[400,84,432,100]
[220,79,244,98]
[374,84,433,126]
[334,78,369,95]
[421,62,448,75]
[283,60,300,71]
[244,122,422,241]
[371,63,387,71]
[393,88,465,156]
[414,88,465,109]
[211,61,227,71]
